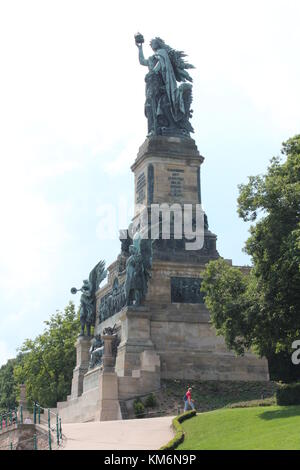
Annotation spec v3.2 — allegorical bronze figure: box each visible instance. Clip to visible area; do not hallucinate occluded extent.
[71,259,106,336]
[123,226,152,307]
[135,33,195,138]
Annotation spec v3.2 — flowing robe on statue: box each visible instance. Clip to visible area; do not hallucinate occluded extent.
[154,48,186,122]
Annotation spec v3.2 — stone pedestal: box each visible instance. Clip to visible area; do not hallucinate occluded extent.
[55,135,270,424]
[113,306,161,400]
[102,334,115,372]
[96,371,121,421]
[115,306,155,377]
[95,136,269,384]
[96,334,121,421]
[130,136,219,264]
[70,336,91,398]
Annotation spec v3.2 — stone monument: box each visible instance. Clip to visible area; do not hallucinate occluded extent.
[57,34,269,423]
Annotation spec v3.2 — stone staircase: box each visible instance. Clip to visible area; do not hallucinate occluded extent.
[119,401,129,420]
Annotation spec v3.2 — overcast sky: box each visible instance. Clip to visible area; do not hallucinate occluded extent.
[0,0,299,366]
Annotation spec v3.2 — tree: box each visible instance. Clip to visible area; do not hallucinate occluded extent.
[14,302,80,408]
[0,355,23,413]
[201,259,256,355]
[201,135,300,364]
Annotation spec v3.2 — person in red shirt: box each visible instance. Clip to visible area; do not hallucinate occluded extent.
[184,387,195,411]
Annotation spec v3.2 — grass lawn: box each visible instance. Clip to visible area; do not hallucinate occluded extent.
[177,405,300,450]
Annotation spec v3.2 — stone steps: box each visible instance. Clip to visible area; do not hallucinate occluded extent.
[119,401,129,420]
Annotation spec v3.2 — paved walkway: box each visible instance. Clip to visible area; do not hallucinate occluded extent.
[61,416,174,450]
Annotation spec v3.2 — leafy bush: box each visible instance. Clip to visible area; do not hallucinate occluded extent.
[268,351,300,383]
[226,397,275,408]
[144,393,157,408]
[276,382,300,405]
[160,410,196,450]
[133,399,145,418]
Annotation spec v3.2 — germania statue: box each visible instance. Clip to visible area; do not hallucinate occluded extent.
[135,33,195,138]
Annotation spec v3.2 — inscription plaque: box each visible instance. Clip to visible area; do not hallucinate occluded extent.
[167,168,184,197]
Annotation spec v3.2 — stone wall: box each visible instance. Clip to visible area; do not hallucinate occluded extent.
[0,424,50,451]
[57,387,101,423]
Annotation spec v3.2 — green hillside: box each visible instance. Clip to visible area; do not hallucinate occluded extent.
[178,405,300,450]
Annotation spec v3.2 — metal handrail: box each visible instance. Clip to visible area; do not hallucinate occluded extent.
[0,402,64,450]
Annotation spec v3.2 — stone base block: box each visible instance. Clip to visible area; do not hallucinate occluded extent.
[57,387,100,423]
[118,369,161,400]
[70,336,91,398]
[115,306,155,376]
[96,371,121,421]
[83,366,102,393]
[97,400,122,421]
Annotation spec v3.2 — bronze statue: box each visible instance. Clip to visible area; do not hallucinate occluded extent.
[89,334,104,369]
[125,245,146,306]
[71,259,106,336]
[135,33,194,138]
[123,227,152,306]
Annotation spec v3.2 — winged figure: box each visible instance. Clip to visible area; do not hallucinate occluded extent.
[71,259,107,336]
